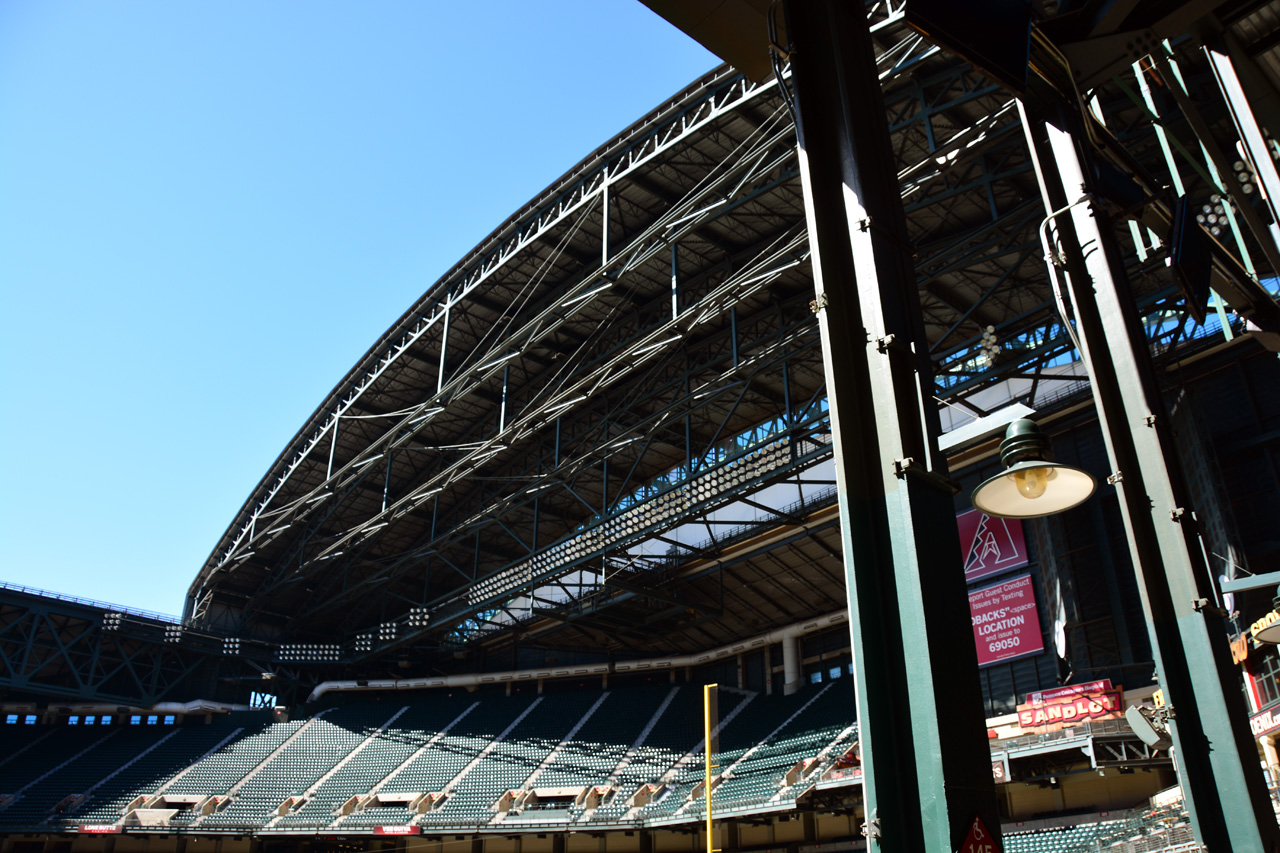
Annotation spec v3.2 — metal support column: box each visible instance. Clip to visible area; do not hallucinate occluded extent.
[784,1,1000,849]
[1020,100,1279,852]
[1156,51,1280,276]
[1207,42,1280,252]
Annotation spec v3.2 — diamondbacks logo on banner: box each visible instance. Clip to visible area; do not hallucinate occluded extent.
[958,509,1028,583]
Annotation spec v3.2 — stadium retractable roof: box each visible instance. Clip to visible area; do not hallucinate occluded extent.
[188,0,1280,672]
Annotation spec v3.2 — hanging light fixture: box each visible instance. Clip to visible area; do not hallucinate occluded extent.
[971,419,1096,518]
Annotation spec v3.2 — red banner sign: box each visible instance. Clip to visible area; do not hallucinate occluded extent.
[958,509,1028,583]
[373,826,421,836]
[78,825,122,834]
[970,574,1044,667]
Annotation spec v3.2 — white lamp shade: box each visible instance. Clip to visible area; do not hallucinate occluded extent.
[971,461,1096,519]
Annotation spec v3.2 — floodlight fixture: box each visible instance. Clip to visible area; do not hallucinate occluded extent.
[1125,704,1173,751]
[971,419,1096,518]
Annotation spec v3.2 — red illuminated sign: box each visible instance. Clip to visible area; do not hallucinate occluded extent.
[958,509,1028,583]
[373,826,421,836]
[970,573,1044,667]
[1017,690,1122,730]
[78,825,122,834]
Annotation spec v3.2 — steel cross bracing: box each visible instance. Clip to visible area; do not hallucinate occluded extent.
[194,70,784,582]
[193,56,1033,641]
[269,253,826,640]
[190,85,803,628]
[189,13,1276,662]
[0,589,239,706]
[187,21,932,576]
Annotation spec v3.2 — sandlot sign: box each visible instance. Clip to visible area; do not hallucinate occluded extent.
[1017,680,1124,732]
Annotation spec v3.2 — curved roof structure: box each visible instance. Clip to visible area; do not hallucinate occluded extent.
[187,3,1280,672]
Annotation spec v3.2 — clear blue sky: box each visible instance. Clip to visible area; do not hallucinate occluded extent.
[0,2,716,616]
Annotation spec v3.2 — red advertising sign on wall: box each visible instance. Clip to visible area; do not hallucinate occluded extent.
[1250,706,1280,738]
[970,573,1044,667]
[373,826,421,836]
[958,509,1028,583]
[1017,689,1122,731]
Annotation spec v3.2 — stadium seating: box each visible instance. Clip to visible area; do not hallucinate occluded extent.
[1002,821,1125,853]
[0,680,1012,836]
[426,691,598,825]
[164,716,304,798]
[276,699,469,826]
[0,684,1206,851]
[0,726,173,826]
[74,718,243,824]
[197,708,373,827]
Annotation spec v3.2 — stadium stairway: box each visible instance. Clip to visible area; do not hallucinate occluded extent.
[193,705,430,829]
[510,690,610,798]
[159,713,298,806]
[266,703,409,827]
[419,694,571,826]
[0,727,135,826]
[588,685,687,824]
[0,727,119,799]
[520,684,673,824]
[704,682,839,813]
[338,696,530,829]
[71,720,246,825]
[626,687,756,821]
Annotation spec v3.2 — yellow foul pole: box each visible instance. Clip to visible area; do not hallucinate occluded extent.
[704,683,717,853]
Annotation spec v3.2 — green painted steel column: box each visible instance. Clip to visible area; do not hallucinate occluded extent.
[1019,100,1279,852]
[783,1,1001,850]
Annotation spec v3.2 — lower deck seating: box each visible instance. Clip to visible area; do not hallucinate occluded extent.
[3,681,859,833]
[1003,820,1126,853]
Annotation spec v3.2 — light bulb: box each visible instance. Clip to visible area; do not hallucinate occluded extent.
[1012,467,1051,499]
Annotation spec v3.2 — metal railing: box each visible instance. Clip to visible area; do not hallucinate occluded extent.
[0,580,181,624]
